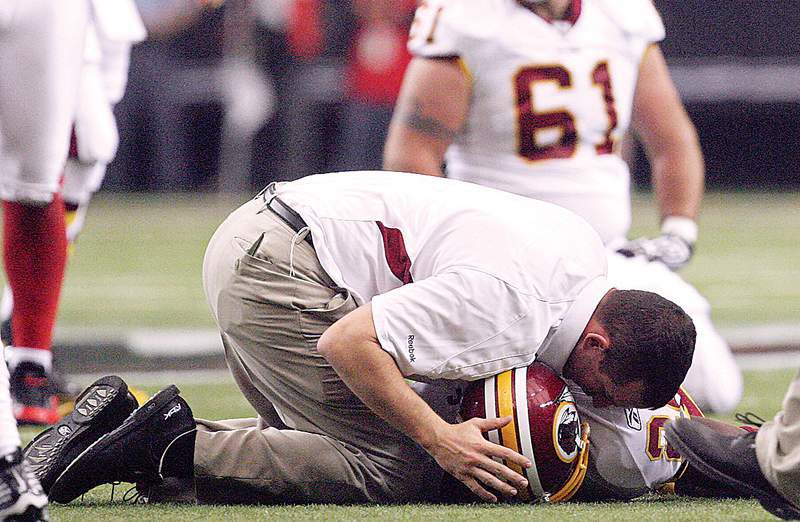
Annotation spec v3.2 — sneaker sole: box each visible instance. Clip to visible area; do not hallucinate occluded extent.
[49,385,180,504]
[665,423,800,518]
[23,376,132,493]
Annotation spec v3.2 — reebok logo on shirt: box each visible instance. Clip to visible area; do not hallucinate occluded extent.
[625,408,642,431]
[407,335,416,363]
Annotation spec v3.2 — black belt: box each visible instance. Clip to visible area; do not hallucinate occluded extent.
[258,183,313,247]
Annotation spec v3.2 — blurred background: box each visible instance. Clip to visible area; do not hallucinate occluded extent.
[109,0,416,193]
[107,0,800,192]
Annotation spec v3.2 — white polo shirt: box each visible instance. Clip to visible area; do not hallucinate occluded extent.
[276,171,610,381]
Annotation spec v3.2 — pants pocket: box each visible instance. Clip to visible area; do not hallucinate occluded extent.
[298,289,364,408]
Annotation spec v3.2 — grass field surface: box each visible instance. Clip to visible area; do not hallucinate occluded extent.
[18,368,794,521]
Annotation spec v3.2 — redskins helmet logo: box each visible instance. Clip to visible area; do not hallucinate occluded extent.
[552,402,581,463]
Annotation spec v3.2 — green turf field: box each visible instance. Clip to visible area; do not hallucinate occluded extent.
[18,367,794,521]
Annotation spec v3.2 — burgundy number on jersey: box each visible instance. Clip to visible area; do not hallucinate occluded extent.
[515,65,577,161]
[592,61,618,155]
[514,62,618,161]
[646,388,703,461]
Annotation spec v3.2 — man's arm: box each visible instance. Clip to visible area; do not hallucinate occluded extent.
[619,45,704,270]
[630,44,704,223]
[318,304,531,502]
[382,56,471,176]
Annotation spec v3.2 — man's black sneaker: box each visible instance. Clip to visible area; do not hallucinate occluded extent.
[666,418,800,520]
[0,449,48,521]
[23,375,138,494]
[9,362,59,426]
[49,385,195,504]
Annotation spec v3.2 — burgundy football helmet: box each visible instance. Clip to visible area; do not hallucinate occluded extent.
[460,362,590,503]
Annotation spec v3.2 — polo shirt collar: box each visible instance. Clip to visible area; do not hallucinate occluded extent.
[535,277,613,374]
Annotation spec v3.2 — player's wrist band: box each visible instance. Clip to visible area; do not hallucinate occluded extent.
[661,216,698,245]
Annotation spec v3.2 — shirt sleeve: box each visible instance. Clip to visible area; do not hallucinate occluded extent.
[371,269,551,381]
[407,0,463,58]
[596,0,665,44]
[638,0,666,43]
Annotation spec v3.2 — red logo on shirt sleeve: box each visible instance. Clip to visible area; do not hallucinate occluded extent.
[376,222,413,285]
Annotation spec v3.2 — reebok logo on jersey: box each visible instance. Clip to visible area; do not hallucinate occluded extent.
[164,403,181,420]
[625,408,642,431]
[407,335,416,363]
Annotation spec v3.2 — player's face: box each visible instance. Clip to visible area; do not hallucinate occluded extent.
[588,373,646,409]
[567,352,646,408]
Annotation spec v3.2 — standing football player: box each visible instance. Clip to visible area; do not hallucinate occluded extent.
[383,0,742,500]
[0,0,145,426]
[384,0,741,417]
[0,0,94,517]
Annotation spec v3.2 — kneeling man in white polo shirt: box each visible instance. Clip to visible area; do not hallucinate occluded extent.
[26,171,696,506]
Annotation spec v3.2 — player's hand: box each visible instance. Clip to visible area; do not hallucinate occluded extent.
[616,233,694,271]
[424,416,530,502]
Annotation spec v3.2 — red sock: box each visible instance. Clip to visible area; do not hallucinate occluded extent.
[3,196,67,350]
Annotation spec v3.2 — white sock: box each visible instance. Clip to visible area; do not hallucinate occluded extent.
[4,346,52,373]
[0,354,21,454]
[0,286,11,332]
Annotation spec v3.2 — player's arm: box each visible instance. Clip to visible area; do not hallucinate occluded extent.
[621,45,704,270]
[631,44,704,225]
[383,56,471,176]
[318,304,531,502]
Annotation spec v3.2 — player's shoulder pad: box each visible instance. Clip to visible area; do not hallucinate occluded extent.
[592,0,665,43]
[408,0,505,58]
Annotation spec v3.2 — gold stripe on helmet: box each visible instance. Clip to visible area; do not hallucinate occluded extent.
[496,370,531,501]
[496,370,521,459]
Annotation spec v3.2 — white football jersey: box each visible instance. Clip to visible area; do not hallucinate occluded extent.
[408,0,665,243]
[571,384,703,498]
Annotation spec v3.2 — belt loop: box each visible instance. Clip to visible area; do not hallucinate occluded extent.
[256,182,278,203]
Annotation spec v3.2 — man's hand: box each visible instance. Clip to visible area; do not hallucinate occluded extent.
[616,233,694,271]
[424,416,531,502]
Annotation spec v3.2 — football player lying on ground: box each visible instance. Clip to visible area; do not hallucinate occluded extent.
[383,0,742,414]
[25,171,694,505]
[418,374,756,502]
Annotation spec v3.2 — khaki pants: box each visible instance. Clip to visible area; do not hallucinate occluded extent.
[199,197,440,504]
[757,369,800,506]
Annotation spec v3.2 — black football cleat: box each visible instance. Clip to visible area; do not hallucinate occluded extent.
[0,449,49,522]
[49,385,195,504]
[23,375,138,494]
[666,418,800,520]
